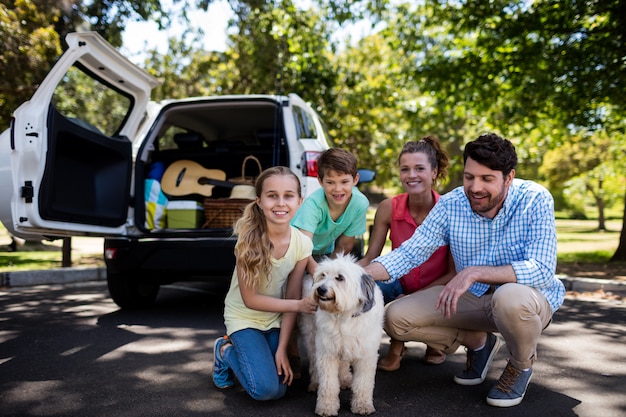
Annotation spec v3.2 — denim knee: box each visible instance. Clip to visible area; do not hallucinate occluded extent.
[248,382,285,401]
[378,280,404,305]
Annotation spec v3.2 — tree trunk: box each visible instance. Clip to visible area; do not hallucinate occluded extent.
[596,193,606,232]
[586,180,606,231]
[597,177,605,230]
[610,188,626,262]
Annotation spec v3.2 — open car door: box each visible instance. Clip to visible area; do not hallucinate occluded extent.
[0,32,160,240]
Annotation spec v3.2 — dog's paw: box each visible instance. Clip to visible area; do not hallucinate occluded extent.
[350,401,375,415]
[315,404,339,417]
[307,381,318,392]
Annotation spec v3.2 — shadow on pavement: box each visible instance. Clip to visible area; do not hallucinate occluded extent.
[0,283,623,417]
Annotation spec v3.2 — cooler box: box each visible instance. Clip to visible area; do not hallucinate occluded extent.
[166,201,204,229]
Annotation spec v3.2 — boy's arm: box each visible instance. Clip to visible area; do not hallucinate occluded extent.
[333,235,355,256]
[298,229,313,240]
[358,198,391,266]
[295,229,319,274]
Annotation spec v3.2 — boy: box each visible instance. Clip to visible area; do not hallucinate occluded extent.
[292,148,369,265]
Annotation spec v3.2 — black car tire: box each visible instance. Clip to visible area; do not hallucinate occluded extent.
[107,271,160,309]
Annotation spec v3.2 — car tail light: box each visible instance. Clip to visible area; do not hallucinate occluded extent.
[304,151,321,177]
[105,247,117,260]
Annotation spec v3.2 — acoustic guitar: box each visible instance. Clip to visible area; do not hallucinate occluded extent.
[161,160,235,197]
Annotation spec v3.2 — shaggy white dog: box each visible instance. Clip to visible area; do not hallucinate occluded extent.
[300,254,384,417]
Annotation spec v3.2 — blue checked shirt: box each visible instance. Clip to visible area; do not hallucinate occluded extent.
[374,179,565,313]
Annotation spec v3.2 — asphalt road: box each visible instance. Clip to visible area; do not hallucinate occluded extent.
[1,281,624,417]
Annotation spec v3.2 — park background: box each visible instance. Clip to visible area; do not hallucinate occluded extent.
[1,0,626,274]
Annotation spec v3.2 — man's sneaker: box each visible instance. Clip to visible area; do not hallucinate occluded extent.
[454,333,502,386]
[213,336,235,389]
[486,361,532,407]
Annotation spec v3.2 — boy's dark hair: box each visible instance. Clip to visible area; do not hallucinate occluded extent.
[463,133,518,176]
[317,148,358,179]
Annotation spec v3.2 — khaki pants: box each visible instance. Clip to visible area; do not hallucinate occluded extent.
[384,283,553,370]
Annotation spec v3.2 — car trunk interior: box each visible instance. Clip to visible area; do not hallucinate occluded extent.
[136,99,291,232]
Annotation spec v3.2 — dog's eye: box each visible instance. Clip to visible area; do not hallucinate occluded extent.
[335,274,344,282]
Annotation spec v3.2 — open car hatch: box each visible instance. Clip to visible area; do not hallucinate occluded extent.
[0,32,160,239]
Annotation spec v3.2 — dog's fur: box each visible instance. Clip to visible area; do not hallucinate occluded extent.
[300,254,384,416]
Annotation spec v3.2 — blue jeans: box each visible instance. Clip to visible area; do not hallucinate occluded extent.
[377,279,404,304]
[223,328,287,400]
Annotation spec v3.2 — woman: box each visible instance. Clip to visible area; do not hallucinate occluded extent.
[359,136,455,371]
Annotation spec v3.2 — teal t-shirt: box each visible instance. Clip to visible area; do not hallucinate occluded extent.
[291,186,369,255]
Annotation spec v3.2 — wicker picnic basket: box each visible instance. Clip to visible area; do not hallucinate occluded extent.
[228,155,262,185]
[202,198,253,228]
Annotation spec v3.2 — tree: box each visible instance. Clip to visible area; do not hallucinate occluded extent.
[0,1,62,129]
[540,132,623,229]
[0,0,181,129]
[223,0,337,107]
[392,0,626,259]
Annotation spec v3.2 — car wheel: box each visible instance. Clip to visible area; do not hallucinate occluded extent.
[106,271,160,309]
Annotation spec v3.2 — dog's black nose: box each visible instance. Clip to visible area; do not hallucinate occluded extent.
[316,286,328,296]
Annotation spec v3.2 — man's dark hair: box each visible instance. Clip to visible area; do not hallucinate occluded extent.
[463,133,518,176]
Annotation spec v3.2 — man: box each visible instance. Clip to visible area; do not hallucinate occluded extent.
[364,133,565,407]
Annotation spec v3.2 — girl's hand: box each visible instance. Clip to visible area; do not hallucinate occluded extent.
[297,297,318,314]
[275,350,293,386]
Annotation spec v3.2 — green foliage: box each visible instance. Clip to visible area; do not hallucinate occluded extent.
[327,33,407,186]
[421,0,626,131]
[540,130,624,221]
[226,0,337,106]
[83,0,165,46]
[0,0,182,129]
[51,66,132,136]
[0,1,62,129]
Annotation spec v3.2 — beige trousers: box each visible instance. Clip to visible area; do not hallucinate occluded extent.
[384,283,553,370]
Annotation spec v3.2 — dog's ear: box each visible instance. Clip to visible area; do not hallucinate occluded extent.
[359,273,377,314]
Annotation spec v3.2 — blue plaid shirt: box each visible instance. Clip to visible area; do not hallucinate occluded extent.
[374,179,565,313]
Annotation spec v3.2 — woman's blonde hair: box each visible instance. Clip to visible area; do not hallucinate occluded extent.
[233,166,302,288]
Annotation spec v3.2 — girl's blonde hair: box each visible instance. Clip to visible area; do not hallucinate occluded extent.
[233,166,302,288]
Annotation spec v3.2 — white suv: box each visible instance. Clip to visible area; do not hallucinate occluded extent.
[0,32,374,308]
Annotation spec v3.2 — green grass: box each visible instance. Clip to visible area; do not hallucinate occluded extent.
[0,251,70,271]
[557,251,615,263]
[554,219,622,263]
[0,225,104,272]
